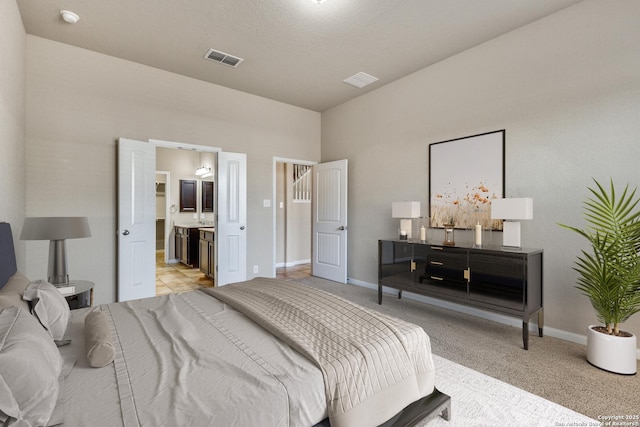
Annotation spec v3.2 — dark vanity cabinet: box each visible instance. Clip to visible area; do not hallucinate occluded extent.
[378,240,544,349]
[180,180,197,212]
[175,226,199,268]
[199,229,215,279]
[202,181,214,213]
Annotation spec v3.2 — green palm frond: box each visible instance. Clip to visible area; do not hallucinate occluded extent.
[559,178,640,334]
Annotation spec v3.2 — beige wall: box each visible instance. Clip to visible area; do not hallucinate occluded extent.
[0,0,26,269]
[24,36,321,304]
[321,0,640,347]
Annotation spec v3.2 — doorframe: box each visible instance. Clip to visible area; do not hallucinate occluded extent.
[148,138,221,268]
[272,157,317,277]
[155,170,172,264]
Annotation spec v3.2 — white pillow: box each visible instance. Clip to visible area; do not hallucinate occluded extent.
[22,280,70,341]
[0,307,62,426]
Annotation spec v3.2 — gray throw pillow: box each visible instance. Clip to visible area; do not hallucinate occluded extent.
[85,310,115,368]
[22,280,70,341]
[0,307,62,426]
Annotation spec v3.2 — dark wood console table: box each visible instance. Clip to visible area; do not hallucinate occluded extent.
[378,239,544,349]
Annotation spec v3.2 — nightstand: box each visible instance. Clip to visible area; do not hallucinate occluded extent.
[62,280,95,309]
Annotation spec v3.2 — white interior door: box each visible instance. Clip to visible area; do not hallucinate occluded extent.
[216,152,247,286]
[312,159,348,283]
[117,138,156,301]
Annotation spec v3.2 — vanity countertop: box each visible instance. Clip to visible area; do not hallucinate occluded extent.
[174,223,213,229]
[198,227,215,232]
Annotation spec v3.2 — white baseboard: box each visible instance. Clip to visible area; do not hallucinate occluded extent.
[347,278,640,360]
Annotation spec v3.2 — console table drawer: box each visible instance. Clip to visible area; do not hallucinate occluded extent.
[426,248,467,281]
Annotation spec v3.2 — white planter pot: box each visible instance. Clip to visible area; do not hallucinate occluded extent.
[586,325,637,375]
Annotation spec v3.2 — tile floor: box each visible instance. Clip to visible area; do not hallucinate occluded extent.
[155,251,214,296]
[155,251,311,296]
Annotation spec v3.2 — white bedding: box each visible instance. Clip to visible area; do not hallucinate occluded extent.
[59,290,326,426]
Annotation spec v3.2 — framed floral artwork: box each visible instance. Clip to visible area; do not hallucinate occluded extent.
[429,130,505,230]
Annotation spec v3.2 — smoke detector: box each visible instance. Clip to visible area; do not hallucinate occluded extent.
[60,10,80,24]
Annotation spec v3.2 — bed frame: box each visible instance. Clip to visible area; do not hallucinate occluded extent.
[0,221,451,426]
[0,222,18,290]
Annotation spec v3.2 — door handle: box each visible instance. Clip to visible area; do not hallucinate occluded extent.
[240,226,245,230]
[338,226,347,231]
[122,230,130,236]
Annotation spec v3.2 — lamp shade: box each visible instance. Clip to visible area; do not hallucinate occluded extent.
[20,217,91,241]
[490,198,533,220]
[392,201,421,218]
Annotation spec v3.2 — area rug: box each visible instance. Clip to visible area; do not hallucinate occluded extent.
[422,354,597,426]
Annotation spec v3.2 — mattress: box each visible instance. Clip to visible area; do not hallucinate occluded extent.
[59,289,326,426]
[57,280,436,427]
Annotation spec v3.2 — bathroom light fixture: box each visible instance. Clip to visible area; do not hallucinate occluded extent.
[195,166,210,176]
[201,170,214,178]
[60,10,80,24]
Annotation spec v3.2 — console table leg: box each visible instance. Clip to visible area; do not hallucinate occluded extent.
[538,309,544,337]
[378,284,382,305]
[522,320,529,350]
[398,290,402,299]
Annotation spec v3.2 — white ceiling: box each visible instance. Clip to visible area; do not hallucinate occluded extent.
[16,0,582,112]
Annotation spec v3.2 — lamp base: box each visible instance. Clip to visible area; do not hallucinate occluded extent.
[48,239,70,285]
[399,219,413,240]
[502,221,521,248]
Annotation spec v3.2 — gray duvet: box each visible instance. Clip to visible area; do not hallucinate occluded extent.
[60,289,326,426]
[58,279,435,427]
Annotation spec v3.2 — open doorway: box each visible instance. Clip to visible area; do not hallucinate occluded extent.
[273,158,315,279]
[118,138,247,301]
[154,145,217,295]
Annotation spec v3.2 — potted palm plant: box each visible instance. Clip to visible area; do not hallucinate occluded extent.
[559,179,640,375]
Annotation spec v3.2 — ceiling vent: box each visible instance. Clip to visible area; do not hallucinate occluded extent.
[343,72,379,89]
[204,48,244,68]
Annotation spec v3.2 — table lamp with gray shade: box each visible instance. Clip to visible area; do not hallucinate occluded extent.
[20,217,91,286]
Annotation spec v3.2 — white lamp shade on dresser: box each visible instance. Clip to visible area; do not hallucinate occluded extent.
[490,198,533,220]
[491,198,533,247]
[392,201,421,218]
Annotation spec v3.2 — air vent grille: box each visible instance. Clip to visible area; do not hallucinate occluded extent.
[343,72,379,89]
[204,48,244,68]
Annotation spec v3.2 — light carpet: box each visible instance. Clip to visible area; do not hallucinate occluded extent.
[424,355,597,426]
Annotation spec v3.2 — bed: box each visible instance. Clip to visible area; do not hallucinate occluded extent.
[0,222,450,427]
